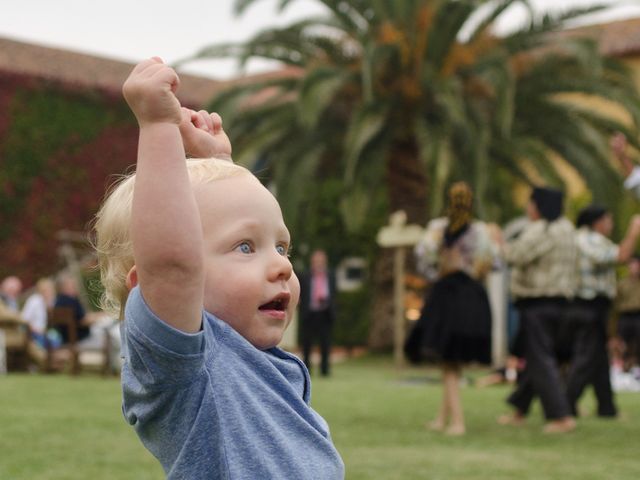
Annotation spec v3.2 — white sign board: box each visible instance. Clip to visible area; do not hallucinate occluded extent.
[376,211,424,248]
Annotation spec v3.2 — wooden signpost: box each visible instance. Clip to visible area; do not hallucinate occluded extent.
[376,211,424,368]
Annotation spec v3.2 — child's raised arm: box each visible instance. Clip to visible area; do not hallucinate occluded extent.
[123,58,204,333]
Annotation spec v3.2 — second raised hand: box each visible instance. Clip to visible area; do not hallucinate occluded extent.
[180,107,232,160]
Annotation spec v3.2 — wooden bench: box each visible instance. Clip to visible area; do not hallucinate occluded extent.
[45,306,113,375]
[0,307,30,371]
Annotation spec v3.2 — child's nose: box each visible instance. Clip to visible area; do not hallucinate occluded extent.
[269,252,293,281]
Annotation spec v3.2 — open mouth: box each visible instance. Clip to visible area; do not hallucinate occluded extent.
[259,294,290,312]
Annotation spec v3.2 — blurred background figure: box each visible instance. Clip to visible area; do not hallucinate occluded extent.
[299,249,337,377]
[502,187,576,434]
[611,132,640,199]
[566,206,640,418]
[53,270,121,372]
[616,255,640,374]
[0,276,23,312]
[54,271,93,344]
[412,181,496,436]
[21,277,61,348]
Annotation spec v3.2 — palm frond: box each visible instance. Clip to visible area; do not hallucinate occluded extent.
[343,103,389,184]
[274,143,325,226]
[467,0,526,42]
[548,3,610,26]
[426,0,476,70]
[316,0,372,35]
[519,99,621,201]
[211,0,640,232]
[298,67,350,128]
[234,0,260,15]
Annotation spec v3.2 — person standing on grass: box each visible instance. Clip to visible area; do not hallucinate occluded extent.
[502,187,577,434]
[616,255,640,373]
[299,249,337,377]
[412,182,496,436]
[566,205,640,418]
[94,57,343,479]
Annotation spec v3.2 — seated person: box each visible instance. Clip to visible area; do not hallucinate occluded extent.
[21,278,62,348]
[54,272,120,364]
[0,276,23,312]
[54,272,93,343]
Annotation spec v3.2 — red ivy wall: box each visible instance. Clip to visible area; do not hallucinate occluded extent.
[0,71,139,286]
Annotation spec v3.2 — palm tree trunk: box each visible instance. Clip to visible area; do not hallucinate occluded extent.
[368,140,427,350]
[387,139,428,226]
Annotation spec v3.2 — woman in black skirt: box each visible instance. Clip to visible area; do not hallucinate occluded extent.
[411,182,496,435]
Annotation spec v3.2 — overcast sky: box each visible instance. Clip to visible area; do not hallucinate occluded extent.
[1,0,639,79]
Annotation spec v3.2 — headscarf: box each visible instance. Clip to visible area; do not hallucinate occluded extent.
[530,187,563,222]
[576,204,608,229]
[444,181,473,247]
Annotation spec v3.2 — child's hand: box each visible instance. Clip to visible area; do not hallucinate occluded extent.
[122,57,182,127]
[179,108,232,160]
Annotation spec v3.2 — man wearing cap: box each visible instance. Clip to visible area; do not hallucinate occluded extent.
[567,205,640,417]
[504,187,577,433]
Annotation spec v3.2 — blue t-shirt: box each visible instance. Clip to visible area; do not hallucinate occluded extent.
[121,287,344,479]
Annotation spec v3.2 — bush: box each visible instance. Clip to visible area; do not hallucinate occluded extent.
[334,287,371,347]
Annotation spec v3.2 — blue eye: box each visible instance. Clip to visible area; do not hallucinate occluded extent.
[236,242,252,254]
[276,244,288,256]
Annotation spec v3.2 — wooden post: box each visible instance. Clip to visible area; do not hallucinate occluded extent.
[377,211,425,368]
[0,329,6,375]
[393,246,406,368]
[487,270,508,367]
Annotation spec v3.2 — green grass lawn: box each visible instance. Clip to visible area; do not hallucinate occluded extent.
[1,355,638,479]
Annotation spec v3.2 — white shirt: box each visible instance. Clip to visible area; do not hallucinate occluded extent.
[21,293,48,333]
[624,166,640,199]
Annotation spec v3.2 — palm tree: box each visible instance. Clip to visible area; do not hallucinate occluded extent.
[183,0,640,348]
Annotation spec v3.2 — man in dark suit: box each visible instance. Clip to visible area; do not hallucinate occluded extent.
[299,249,337,376]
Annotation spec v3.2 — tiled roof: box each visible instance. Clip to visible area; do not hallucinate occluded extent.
[553,17,640,57]
[0,36,222,107]
[1,15,639,105]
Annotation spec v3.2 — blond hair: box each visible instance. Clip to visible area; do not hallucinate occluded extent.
[94,158,250,319]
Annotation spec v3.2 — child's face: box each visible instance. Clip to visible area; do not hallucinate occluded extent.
[194,174,300,350]
[526,199,540,221]
[594,213,613,237]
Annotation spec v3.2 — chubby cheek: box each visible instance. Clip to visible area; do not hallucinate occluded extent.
[285,273,301,329]
[202,274,237,320]
[289,272,301,311]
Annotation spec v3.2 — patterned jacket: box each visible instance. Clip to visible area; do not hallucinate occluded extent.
[506,218,577,300]
[575,227,618,300]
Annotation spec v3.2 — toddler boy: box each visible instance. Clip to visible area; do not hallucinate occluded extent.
[95,58,344,479]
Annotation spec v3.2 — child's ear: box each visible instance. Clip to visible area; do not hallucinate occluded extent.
[125,266,138,291]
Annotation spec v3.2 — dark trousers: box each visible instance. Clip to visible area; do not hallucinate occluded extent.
[516,298,572,420]
[618,311,640,367]
[507,368,535,415]
[566,298,617,417]
[301,310,333,376]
